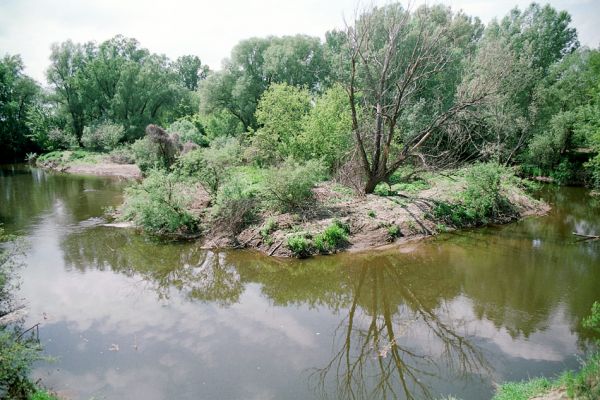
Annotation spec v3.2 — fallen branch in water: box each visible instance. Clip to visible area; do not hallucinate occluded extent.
[572,232,600,240]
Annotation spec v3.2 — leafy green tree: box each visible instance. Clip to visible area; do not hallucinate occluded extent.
[46,40,87,143]
[0,55,41,161]
[199,35,330,131]
[174,55,209,91]
[297,84,353,170]
[251,83,311,164]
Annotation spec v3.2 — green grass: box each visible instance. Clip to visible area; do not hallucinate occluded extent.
[314,219,350,253]
[493,378,554,400]
[37,149,102,166]
[30,389,61,400]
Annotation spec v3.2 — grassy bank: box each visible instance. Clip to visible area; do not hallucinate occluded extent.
[493,302,600,400]
[35,149,141,179]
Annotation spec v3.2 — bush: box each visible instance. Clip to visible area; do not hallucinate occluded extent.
[287,234,311,258]
[167,119,208,147]
[252,83,312,165]
[260,218,278,239]
[81,122,124,151]
[297,84,353,171]
[175,137,242,197]
[132,125,179,173]
[211,175,258,234]
[46,128,78,150]
[0,331,41,399]
[121,169,199,235]
[435,163,515,227]
[261,159,326,212]
[108,145,135,164]
[314,220,350,253]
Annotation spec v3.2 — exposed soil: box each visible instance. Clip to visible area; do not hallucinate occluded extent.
[40,159,141,179]
[226,179,549,258]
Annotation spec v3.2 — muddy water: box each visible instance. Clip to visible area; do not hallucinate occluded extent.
[1,164,599,400]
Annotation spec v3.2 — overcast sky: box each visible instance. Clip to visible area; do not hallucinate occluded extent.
[1,0,598,84]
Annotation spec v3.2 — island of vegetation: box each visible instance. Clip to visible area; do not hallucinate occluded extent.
[1,2,600,398]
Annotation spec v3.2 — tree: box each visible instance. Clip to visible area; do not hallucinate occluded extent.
[339,4,492,193]
[252,82,311,164]
[199,35,330,131]
[46,40,87,143]
[0,55,41,161]
[174,55,208,91]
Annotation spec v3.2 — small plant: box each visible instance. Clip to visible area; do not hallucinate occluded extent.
[313,219,350,253]
[374,183,393,196]
[436,223,448,233]
[367,210,376,218]
[260,218,278,239]
[387,225,402,241]
[287,234,311,258]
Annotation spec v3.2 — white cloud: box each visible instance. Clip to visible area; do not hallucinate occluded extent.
[1,0,598,84]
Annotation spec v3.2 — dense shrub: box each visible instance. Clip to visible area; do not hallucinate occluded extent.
[175,137,242,197]
[434,163,515,227]
[314,220,350,253]
[121,169,199,235]
[81,122,124,151]
[211,174,258,234]
[167,119,208,147]
[286,234,311,258]
[0,331,41,399]
[251,83,311,165]
[108,145,135,164]
[261,159,326,212]
[132,125,179,172]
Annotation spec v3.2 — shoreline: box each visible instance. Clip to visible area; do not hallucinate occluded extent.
[38,160,550,259]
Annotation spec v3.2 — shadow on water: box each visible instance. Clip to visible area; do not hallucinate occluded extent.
[2,164,600,399]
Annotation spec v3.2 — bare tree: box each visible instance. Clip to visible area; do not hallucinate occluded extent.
[340,4,494,193]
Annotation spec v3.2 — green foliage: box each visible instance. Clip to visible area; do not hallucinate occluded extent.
[367,210,376,218]
[30,390,60,400]
[314,220,350,253]
[0,54,41,161]
[296,84,353,170]
[132,125,179,172]
[387,225,402,241]
[198,35,330,131]
[0,331,41,399]
[373,184,393,197]
[81,122,124,151]
[121,169,199,235]
[260,218,278,239]
[108,145,135,164]
[167,119,208,147]
[434,164,515,227]
[492,378,553,400]
[175,137,242,197]
[252,83,311,164]
[211,174,258,234]
[583,301,600,335]
[261,159,326,212]
[286,234,311,258]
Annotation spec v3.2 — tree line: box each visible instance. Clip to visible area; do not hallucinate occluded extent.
[1,2,599,193]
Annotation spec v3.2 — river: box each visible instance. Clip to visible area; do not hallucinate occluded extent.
[1,164,599,400]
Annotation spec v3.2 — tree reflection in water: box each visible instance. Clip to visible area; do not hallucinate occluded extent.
[311,262,488,400]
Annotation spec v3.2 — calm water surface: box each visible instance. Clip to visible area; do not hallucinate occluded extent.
[1,164,599,400]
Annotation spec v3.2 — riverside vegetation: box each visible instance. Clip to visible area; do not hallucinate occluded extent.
[1,1,600,398]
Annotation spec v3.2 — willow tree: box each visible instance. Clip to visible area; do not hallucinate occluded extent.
[337,4,499,193]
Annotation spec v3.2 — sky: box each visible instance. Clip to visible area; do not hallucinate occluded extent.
[1,0,599,84]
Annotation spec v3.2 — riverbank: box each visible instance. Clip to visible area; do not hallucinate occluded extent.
[208,167,549,257]
[35,155,549,258]
[36,150,141,179]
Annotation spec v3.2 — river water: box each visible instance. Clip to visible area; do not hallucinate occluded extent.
[1,164,599,400]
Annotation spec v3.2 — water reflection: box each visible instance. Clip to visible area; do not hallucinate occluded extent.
[2,165,599,399]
